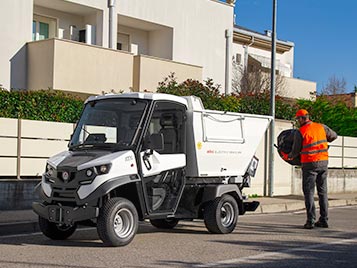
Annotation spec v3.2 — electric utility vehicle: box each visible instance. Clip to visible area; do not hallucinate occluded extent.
[33,93,271,246]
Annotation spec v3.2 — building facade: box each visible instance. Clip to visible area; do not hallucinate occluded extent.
[0,0,235,95]
[0,0,316,98]
[232,26,316,99]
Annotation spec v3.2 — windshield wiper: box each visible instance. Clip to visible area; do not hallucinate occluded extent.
[68,143,94,151]
[69,142,121,151]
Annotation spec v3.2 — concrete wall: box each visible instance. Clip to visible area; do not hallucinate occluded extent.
[26,38,202,94]
[243,120,294,197]
[292,169,357,195]
[0,180,39,210]
[0,0,33,90]
[27,38,134,94]
[283,77,317,100]
[119,0,234,90]
[133,55,203,92]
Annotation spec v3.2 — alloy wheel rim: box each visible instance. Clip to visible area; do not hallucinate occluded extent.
[113,208,134,238]
[220,202,234,228]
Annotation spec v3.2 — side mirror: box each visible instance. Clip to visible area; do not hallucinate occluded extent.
[146,133,164,151]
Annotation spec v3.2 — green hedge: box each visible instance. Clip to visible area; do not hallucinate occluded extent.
[0,90,83,123]
[158,75,357,137]
[297,97,357,137]
[1,78,356,137]
[157,75,296,120]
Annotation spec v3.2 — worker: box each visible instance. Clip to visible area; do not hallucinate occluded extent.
[285,109,337,229]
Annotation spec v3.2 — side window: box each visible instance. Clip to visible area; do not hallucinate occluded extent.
[146,102,186,154]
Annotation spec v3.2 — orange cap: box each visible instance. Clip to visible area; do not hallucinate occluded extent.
[295,109,309,118]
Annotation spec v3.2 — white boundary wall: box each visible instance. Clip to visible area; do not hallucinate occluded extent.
[0,118,74,177]
[0,118,356,196]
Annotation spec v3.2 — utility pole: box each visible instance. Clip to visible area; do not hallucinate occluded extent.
[268,0,277,197]
[225,29,232,96]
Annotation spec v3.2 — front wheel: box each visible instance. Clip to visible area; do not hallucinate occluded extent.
[150,218,179,229]
[203,194,239,234]
[97,197,138,247]
[38,216,77,240]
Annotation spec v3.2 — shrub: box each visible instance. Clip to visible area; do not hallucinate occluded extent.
[0,90,84,123]
[297,97,357,136]
[157,74,357,137]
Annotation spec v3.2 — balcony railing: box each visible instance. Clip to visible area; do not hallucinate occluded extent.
[27,38,134,95]
[133,55,203,92]
[26,38,203,95]
[283,77,317,100]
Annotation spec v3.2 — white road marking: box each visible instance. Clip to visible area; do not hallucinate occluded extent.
[196,237,357,267]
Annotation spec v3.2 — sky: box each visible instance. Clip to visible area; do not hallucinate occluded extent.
[233,0,357,93]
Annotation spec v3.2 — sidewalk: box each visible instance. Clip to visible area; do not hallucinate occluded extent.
[0,193,356,236]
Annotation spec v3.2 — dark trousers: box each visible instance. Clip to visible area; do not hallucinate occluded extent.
[302,167,329,223]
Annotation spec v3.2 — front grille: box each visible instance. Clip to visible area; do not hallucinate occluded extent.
[52,187,77,201]
[57,171,75,183]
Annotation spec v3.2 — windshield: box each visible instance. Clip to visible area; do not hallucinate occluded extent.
[69,98,148,150]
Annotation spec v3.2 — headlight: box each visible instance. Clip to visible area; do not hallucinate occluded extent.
[45,164,56,178]
[95,164,112,175]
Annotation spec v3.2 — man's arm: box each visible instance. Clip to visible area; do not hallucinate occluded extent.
[288,130,303,159]
[323,125,338,142]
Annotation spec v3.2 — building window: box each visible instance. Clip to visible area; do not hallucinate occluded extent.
[32,14,57,41]
[117,33,130,52]
[235,53,242,65]
[39,22,49,40]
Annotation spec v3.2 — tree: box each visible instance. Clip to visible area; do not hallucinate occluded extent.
[321,75,347,95]
[232,60,286,96]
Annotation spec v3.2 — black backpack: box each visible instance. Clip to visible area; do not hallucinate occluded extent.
[276,129,301,166]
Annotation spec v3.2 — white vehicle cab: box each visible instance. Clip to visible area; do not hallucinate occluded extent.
[33,93,272,246]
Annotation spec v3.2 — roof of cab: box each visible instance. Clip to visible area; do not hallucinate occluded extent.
[85,92,188,107]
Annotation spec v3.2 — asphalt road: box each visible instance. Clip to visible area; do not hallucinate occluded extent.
[0,206,356,268]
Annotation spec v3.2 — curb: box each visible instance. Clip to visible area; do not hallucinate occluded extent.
[255,198,357,215]
[0,221,39,236]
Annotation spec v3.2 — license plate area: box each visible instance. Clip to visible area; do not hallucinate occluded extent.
[48,206,63,223]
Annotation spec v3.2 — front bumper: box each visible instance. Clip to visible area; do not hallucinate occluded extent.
[32,202,99,225]
[243,201,260,213]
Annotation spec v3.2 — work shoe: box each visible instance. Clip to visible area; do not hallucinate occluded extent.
[315,221,329,228]
[303,221,314,229]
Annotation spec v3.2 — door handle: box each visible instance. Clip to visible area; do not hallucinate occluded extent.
[143,153,152,171]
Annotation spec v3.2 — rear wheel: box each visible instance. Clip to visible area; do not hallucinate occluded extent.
[97,197,138,247]
[150,218,179,229]
[38,216,77,240]
[203,194,238,234]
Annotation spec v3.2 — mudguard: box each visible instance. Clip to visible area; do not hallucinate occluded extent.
[202,184,243,204]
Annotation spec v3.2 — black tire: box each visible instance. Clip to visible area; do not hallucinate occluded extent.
[203,194,239,234]
[150,218,179,229]
[97,197,138,247]
[38,216,77,240]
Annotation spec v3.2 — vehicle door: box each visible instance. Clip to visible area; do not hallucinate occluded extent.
[140,101,186,215]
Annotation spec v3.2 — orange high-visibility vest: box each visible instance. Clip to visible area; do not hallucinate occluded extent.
[299,121,328,163]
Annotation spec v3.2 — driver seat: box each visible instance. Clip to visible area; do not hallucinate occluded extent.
[159,113,177,154]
